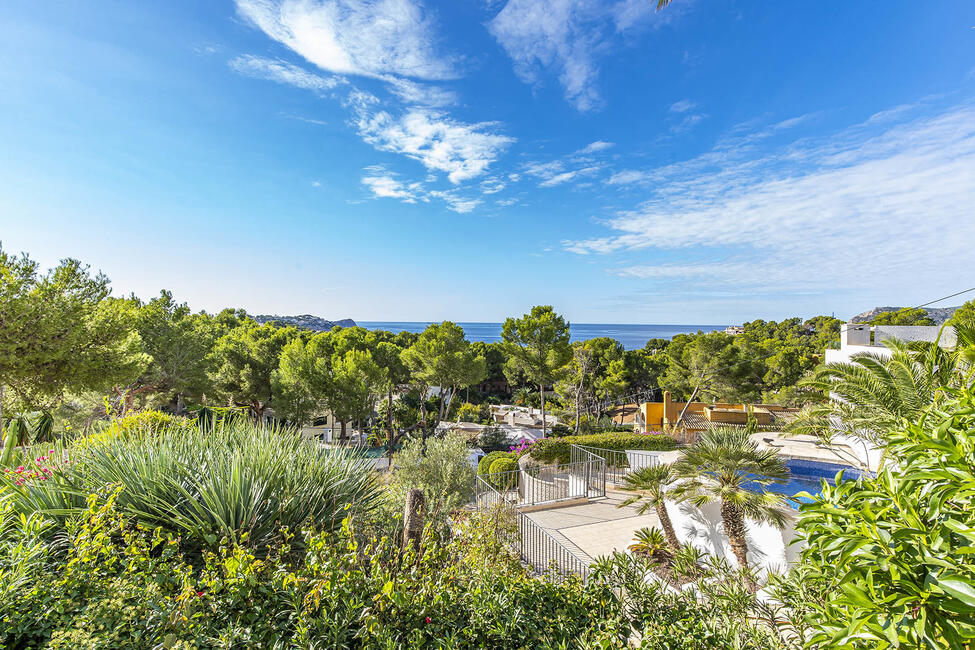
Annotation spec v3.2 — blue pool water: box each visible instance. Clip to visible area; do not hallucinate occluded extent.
[760,459,870,508]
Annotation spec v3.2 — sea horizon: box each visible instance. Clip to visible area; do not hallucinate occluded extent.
[358,321,728,350]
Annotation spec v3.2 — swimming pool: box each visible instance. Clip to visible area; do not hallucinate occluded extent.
[762,459,870,508]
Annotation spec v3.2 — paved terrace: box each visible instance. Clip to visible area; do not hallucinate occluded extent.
[525,492,660,562]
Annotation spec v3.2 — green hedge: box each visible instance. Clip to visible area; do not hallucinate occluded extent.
[487,456,520,490]
[529,432,678,466]
[477,450,513,476]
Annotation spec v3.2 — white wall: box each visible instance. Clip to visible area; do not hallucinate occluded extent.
[664,498,800,575]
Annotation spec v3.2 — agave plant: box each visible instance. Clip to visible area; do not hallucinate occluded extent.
[672,428,788,577]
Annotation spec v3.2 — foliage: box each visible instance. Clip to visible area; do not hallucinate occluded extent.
[797,388,975,648]
[456,401,491,424]
[327,348,382,437]
[270,334,330,425]
[949,299,975,327]
[209,321,297,415]
[128,290,223,410]
[502,306,572,432]
[620,464,680,550]
[788,337,958,446]
[477,425,509,450]
[3,419,379,553]
[477,450,513,476]
[672,428,789,571]
[870,307,936,326]
[529,432,677,465]
[556,337,627,431]
[389,431,476,522]
[0,247,148,412]
[402,322,487,432]
[0,497,629,649]
[74,408,195,451]
[486,456,519,490]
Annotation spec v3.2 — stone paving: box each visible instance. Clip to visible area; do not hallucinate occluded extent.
[524,493,660,562]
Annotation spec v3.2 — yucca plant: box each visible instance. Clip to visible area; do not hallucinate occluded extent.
[4,418,380,553]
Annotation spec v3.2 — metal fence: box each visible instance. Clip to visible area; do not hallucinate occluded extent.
[516,511,589,583]
[475,453,606,509]
[474,472,590,583]
[569,444,660,486]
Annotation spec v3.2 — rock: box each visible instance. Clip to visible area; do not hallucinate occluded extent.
[251,314,357,331]
[849,306,958,325]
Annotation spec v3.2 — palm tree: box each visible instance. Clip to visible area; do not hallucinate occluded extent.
[672,428,789,576]
[787,338,959,447]
[619,464,680,551]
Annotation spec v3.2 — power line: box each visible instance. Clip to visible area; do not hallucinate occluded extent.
[913,286,975,310]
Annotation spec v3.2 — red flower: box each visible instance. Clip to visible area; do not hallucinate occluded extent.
[425,617,431,624]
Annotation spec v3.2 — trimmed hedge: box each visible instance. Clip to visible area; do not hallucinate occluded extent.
[487,457,520,490]
[529,432,678,466]
[477,450,513,476]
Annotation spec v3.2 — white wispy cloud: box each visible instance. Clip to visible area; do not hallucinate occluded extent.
[538,165,601,187]
[385,77,458,107]
[361,166,481,213]
[488,0,676,111]
[577,140,615,154]
[566,102,975,294]
[669,99,696,113]
[229,54,344,93]
[355,108,513,183]
[235,0,457,81]
[361,167,426,202]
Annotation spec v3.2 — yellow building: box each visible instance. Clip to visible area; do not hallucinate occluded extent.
[635,391,799,440]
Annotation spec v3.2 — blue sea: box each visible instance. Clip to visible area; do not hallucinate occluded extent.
[357,322,725,350]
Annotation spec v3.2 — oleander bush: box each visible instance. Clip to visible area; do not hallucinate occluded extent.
[0,493,631,649]
[2,419,379,554]
[796,387,975,648]
[529,432,678,466]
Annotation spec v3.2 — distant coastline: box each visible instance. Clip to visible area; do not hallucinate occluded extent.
[358,321,726,350]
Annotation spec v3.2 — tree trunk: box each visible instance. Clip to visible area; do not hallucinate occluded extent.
[656,501,681,552]
[540,382,546,434]
[721,500,752,576]
[0,384,4,426]
[387,389,395,460]
[402,488,425,554]
[340,419,347,442]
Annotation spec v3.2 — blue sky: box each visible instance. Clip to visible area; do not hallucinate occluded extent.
[1,1,973,324]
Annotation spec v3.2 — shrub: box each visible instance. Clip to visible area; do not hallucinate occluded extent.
[0,494,629,649]
[487,456,520,490]
[74,409,194,451]
[390,431,476,520]
[477,450,513,475]
[797,387,975,648]
[529,432,678,465]
[3,419,379,553]
[478,426,509,450]
[549,423,573,437]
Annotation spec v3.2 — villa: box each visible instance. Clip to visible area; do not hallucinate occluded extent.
[633,391,799,439]
[825,321,956,365]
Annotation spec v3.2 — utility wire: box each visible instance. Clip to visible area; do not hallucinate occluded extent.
[912,286,975,309]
